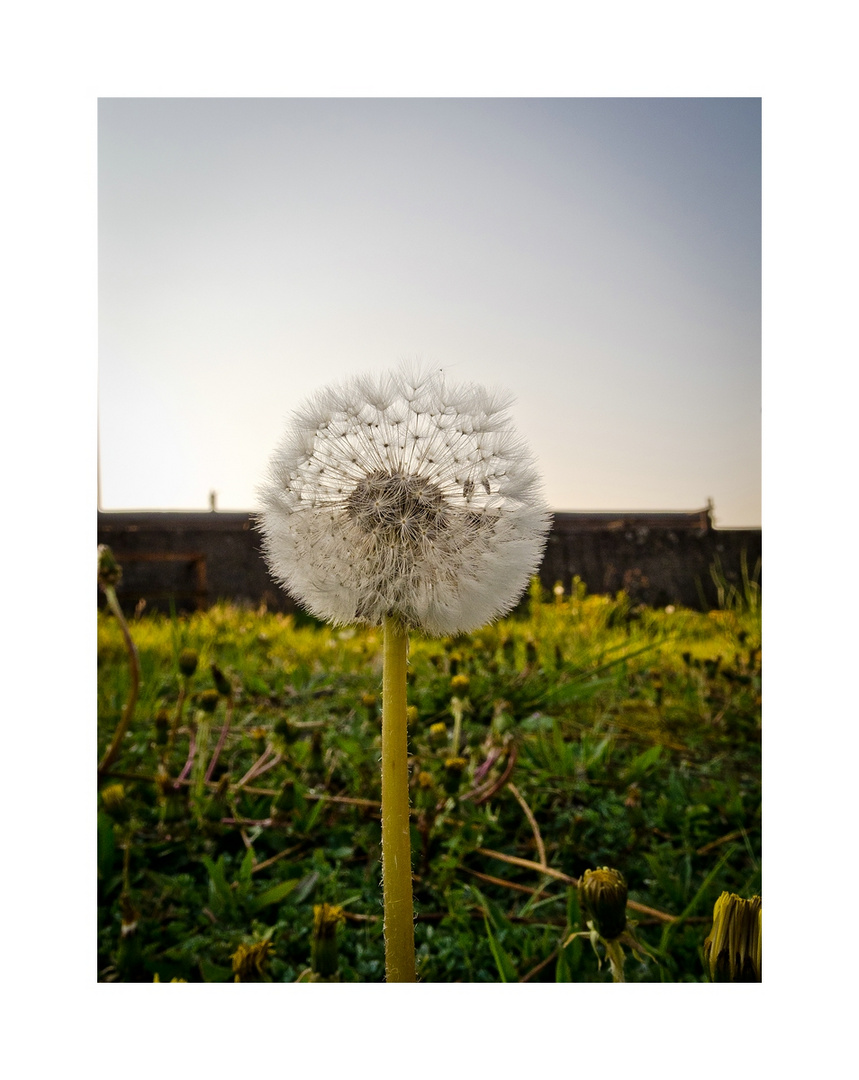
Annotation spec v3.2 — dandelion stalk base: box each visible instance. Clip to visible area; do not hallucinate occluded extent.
[381,614,416,982]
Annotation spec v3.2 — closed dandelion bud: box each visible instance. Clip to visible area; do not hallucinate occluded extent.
[502,636,516,663]
[231,939,274,982]
[154,708,170,747]
[178,649,199,678]
[443,756,468,794]
[449,652,462,676]
[428,722,448,747]
[415,770,436,810]
[579,867,628,941]
[97,544,122,590]
[311,903,346,978]
[704,891,762,982]
[360,691,378,710]
[525,639,539,666]
[154,765,172,798]
[199,689,220,714]
[309,729,325,773]
[406,705,419,724]
[211,663,232,696]
[450,673,470,694]
[273,715,299,743]
[100,783,130,822]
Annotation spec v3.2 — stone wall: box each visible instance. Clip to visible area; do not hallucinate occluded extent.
[543,512,760,610]
[97,508,761,615]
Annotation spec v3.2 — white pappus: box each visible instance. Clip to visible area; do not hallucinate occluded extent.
[257,367,551,637]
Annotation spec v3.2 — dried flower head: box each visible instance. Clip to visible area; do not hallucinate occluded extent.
[231,938,274,982]
[178,648,199,679]
[312,903,346,978]
[258,369,550,636]
[579,867,629,941]
[704,891,762,982]
[99,782,127,817]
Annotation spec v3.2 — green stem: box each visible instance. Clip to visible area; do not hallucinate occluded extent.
[381,614,416,982]
[192,715,211,812]
[450,695,463,755]
[205,695,233,782]
[169,679,189,753]
[605,938,626,982]
[98,585,141,777]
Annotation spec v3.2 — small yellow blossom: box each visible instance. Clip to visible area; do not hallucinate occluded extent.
[428,722,447,745]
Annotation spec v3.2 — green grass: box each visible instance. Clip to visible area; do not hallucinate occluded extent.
[97,577,761,982]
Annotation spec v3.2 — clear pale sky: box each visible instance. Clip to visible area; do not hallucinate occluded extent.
[99,97,761,526]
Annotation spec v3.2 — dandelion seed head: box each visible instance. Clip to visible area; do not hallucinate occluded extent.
[258,368,551,636]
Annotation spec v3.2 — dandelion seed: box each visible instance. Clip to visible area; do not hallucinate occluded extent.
[258,368,550,636]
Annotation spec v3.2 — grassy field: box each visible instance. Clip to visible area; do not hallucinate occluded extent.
[97,576,761,982]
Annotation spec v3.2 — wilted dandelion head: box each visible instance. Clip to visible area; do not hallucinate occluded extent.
[258,368,550,636]
[579,867,628,941]
[231,939,274,981]
[704,891,762,982]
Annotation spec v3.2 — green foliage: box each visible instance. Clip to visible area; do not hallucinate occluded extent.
[97,586,761,982]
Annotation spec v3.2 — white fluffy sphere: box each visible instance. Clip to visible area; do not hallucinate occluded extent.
[258,368,551,636]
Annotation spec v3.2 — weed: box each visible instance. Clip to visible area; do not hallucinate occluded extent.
[97,585,761,982]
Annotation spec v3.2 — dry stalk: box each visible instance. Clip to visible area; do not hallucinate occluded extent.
[508,781,547,867]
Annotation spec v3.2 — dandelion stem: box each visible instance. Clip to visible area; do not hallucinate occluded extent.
[192,716,211,809]
[381,614,416,982]
[169,680,188,753]
[98,585,140,777]
[175,722,197,787]
[205,695,233,783]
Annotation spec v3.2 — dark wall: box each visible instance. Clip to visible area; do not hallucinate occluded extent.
[97,508,761,615]
[97,512,284,613]
[544,513,760,610]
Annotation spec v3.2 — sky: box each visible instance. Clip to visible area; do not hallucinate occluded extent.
[98,97,761,526]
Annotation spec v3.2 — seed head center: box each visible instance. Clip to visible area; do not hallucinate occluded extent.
[347,471,449,543]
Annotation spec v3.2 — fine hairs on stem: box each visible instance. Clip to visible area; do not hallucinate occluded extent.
[380,615,416,981]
